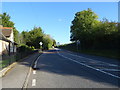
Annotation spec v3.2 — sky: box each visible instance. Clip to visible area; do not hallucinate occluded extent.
[2,2,118,44]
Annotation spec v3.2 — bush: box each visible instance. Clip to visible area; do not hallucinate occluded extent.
[18,44,33,53]
[29,46,35,50]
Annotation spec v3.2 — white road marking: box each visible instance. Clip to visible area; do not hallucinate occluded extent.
[22,67,32,88]
[34,55,41,69]
[108,64,118,67]
[65,50,119,67]
[32,79,36,86]
[57,51,120,79]
[100,69,120,71]
[33,70,36,74]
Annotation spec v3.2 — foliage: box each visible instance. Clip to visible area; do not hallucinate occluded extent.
[58,43,119,59]
[42,34,53,50]
[0,12,56,50]
[17,44,33,53]
[20,27,55,50]
[52,39,56,47]
[70,8,119,50]
[0,12,14,27]
[21,27,44,48]
[70,8,99,41]
[13,28,19,44]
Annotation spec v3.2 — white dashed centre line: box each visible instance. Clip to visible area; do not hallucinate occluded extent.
[32,79,36,86]
[33,70,36,74]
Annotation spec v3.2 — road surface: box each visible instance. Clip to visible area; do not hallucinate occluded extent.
[2,48,120,88]
[27,49,120,88]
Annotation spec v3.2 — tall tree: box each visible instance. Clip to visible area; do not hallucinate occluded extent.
[70,9,119,49]
[24,27,44,48]
[52,39,56,47]
[70,8,99,41]
[20,27,56,49]
[42,34,53,50]
[0,12,14,27]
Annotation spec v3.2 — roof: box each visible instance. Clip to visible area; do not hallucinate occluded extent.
[0,33,11,42]
[2,29,12,37]
[0,26,18,45]
[1,27,13,29]
[0,27,13,37]
[0,33,18,45]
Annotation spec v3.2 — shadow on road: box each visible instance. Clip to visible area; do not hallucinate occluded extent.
[20,49,120,87]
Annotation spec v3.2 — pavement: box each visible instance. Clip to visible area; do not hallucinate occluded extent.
[1,52,41,88]
[1,48,120,89]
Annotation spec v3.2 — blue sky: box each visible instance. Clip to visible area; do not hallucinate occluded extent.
[2,2,118,44]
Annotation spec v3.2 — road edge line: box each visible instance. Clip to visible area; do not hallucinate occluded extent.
[64,49,119,67]
[57,50,120,79]
[22,52,42,89]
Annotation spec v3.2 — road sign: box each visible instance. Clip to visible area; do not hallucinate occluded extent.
[77,40,80,45]
[39,42,43,45]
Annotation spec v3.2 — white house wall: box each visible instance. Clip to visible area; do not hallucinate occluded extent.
[0,40,9,55]
[0,27,17,55]
[8,30,14,42]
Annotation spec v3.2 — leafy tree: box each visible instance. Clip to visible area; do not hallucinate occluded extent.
[42,34,53,50]
[70,8,99,41]
[0,12,56,49]
[20,31,29,44]
[0,12,14,27]
[25,27,44,48]
[70,8,99,49]
[20,27,56,49]
[52,39,56,47]
[13,28,19,44]
[70,9,119,50]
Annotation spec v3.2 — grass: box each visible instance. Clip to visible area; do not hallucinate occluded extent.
[0,56,16,68]
[59,45,119,60]
[79,49,119,59]
[0,50,40,69]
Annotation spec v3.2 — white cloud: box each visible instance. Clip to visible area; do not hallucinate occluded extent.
[58,19,62,22]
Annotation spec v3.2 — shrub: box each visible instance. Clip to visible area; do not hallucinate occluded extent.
[18,44,33,53]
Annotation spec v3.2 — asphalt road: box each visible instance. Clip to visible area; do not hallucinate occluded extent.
[27,48,120,88]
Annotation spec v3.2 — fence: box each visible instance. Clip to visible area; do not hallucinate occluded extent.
[0,50,39,69]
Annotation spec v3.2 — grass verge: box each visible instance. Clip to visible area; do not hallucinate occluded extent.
[0,56,16,68]
[59,46,119,59]
[0,50,40,69]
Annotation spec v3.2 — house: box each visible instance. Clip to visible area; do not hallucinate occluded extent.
[0,25,17,56]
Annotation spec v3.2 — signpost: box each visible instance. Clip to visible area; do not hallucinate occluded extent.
[76,40,80,52]
[39,42,43,51]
